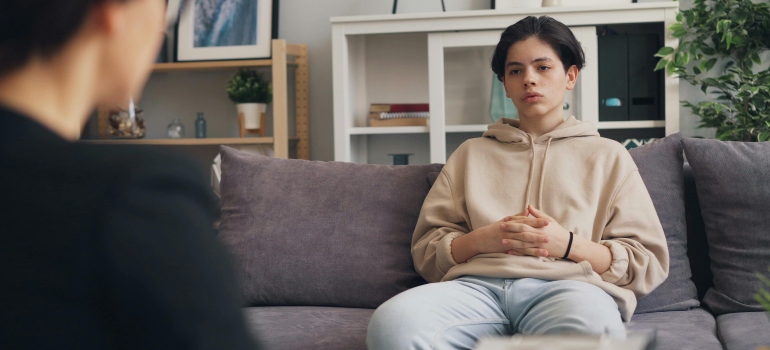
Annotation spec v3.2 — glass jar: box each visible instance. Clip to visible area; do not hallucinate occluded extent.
[167,118,185,138]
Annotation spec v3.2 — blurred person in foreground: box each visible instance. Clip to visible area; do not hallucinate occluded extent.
[0,0,259,348]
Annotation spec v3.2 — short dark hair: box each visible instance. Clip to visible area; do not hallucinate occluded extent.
[491,16,586,82]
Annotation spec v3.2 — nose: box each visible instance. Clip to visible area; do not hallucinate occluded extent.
[523,69,536,87]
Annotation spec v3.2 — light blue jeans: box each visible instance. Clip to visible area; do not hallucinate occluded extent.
[366,276,625,350]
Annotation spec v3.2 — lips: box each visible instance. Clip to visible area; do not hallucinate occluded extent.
[522,92,543,102]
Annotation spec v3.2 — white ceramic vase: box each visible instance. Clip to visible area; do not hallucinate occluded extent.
[237,103,266,129]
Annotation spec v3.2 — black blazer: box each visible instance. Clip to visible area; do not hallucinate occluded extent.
[0,105,258,349]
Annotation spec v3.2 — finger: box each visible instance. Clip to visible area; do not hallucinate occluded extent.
[506,217,549,228]
[500,222,530,233]
[527,205,554,221]
[507,250,523,256]
[510,247,549,257]
[501,239,543,249]
[503,232,549,244]
[502,215,526,222]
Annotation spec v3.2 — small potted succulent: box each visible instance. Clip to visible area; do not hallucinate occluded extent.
[226,68,272,134]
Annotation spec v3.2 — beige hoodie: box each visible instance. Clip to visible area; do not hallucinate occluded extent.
[412,116,669,321]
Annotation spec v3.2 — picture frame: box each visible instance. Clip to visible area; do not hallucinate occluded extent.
[177,0,273,61]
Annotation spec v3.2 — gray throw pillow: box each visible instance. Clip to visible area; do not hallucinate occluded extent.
[682,138,770,315]
[217,146,443,309]
[629,133,700,313]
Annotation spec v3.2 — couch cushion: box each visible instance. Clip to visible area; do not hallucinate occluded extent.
[243,306,372,350]
[682,139,770,315]
[628,308,721,350]
[628,133,700,313]
[716,312,770,350]
[683,164,714,300]
[218,146,442,308]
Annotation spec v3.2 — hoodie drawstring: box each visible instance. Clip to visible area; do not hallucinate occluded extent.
[538,137,553,209]
[523,135,553,211]
[523,134,537,211]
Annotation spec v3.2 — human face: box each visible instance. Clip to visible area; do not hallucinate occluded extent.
[97,0,166,105]
[502,36,578,122]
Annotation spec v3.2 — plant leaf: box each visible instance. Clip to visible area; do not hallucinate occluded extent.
[655,46,675,57]
[654,58,668,72]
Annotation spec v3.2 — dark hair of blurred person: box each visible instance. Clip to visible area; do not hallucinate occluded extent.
[0,0,260,348]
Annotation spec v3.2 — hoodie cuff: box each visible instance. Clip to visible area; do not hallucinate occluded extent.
[599,240,630,284]
[436,232,465,274]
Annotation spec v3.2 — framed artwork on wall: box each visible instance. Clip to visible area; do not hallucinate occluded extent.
[177,0,273,61]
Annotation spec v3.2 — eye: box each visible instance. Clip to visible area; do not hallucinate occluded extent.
[539,66,551,71]
[509,69,521,75]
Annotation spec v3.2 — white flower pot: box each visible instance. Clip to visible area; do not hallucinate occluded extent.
[237,103,266,129]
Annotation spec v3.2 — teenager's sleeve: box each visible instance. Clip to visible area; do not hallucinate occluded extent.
[599,169,670,297]
[411,169,470,283]
[99,158,261,350]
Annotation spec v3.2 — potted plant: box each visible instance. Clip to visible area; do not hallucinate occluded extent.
[654,0,770,141]
[226,68,273,134]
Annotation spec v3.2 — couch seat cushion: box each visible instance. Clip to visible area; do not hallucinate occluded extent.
[243,306,372,350]
[628,308,721,350]
[218,146,443,308]
[716,312,770,350]
[682,139,770,315]
[629,133,699,313]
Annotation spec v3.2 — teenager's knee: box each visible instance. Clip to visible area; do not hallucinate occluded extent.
[521,281,624,336]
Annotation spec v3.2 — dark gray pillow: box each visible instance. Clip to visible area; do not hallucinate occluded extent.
[629,133,700,313]
[217,146,442,309]
[682,138,770,315]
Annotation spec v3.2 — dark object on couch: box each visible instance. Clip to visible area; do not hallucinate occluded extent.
[217,134,770,350]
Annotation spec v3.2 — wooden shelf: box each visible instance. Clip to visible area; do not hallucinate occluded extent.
[79,137,301,146]
[94,40,310,159]
[152,59,298,72]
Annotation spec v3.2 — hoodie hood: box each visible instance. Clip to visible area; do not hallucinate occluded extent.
[482,115,599,144]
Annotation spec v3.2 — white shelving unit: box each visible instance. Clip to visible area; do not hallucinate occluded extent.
[332,3,680,164]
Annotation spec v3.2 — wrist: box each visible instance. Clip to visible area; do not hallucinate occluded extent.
[450,233,477,264]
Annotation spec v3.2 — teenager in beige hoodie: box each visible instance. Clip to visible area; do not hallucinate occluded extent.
[367,16,669,349]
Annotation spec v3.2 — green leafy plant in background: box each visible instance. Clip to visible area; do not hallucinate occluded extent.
[654,0,770,141]
[757,267,770,320]
[226,69,273,104]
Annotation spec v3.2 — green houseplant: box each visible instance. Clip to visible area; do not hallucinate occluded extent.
[226,69,273,136]
[654,0,770,141]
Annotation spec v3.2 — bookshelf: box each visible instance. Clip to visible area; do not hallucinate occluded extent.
[332,3,680,164]
[89,40,310,160]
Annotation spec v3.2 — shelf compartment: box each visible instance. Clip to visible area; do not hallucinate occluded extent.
[349,126,429,135]
[79,137,298,146]
[597,120,665,130]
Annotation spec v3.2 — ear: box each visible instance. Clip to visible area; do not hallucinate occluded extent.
[565,65,579,91]
[90,0,123,37]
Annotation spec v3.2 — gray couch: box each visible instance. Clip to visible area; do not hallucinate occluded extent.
[216,134,770,350]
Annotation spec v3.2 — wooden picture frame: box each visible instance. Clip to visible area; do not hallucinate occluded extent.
[177,0,273,61]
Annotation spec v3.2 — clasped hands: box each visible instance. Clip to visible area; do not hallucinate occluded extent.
[473,204,571,259]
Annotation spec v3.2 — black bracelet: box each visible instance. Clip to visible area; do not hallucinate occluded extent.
[562,231,574,260]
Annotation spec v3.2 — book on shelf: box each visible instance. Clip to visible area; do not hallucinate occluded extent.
[368,103,429,127]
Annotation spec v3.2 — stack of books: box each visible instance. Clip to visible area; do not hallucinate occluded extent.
[368,103,429,127]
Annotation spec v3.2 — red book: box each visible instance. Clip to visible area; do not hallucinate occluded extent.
[369,103,430,113]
